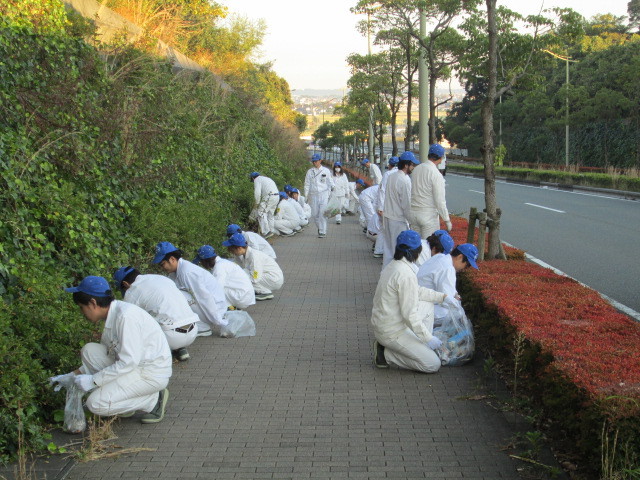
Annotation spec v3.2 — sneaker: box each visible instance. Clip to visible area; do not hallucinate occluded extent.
[264,232,274,239]
[140,389,169,424]
[255,292,274,301]
[336,221,341,225]
[282,231,295,236]
[175,347,190,361]
[373,253,383,258]
[318,233,326,238]
[117,411,135,418]
[196,328,212,337]
[373,341,388,369]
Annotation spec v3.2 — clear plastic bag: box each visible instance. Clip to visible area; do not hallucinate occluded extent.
[433,307,475,366]
[64,383,87,433]
[323,195,342,218]
[220,310,256,338]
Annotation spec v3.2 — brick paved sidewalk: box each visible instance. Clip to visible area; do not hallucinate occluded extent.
[4,216,549,480]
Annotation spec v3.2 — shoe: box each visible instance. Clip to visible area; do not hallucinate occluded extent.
[175,347,190,361]
[318,233,326,238]
[373,253,383,258]
[140,389,169,424]
[373,341,388,369]
[264,232,274,239]
[196,328,212,337]
[117,411,135,418]
[282,231,295,236]
[255,292,274,301]
[336,221,341,225]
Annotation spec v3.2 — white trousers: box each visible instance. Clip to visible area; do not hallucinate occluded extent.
[257,195,279,236]
[274,216,297,235]
[382,217,409,268]
[308,191,329,234]
[163,324,197,351]
[376,328,441,373]
[81,343,169,416]
[334,195,346,223]
[224,286,255,310]
[410,209,440,239]
[253,268,284,295]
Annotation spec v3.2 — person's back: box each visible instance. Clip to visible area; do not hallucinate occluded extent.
[410,161,441,210]
[236,246,284,294]
[253,175,278,199]
[211,257,255,309]
[417,253,457,320]
[383,170,411,222]
[243,231,277,259]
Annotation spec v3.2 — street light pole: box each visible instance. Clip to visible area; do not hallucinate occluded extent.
[367,10,375,165]
[418,8,429,160]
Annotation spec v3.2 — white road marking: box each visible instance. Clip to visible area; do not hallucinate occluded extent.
[524,203,565,213]
[469,190,485,195]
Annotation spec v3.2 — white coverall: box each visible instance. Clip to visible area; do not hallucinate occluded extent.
[332,173,349,223]
[409,161,451,238]
[415,239,433,269]
[288,197,308,226]
[80,301,172,416]
[274,198,302,235]
[367,213,385,256]
[298,195,312,219]
[371,258,447,373]
[376,167,398,214]
[417,253,461,323]
[123,274,198,351]
[243,231,276,259]
[368,163,383,185]
[234,246,284,295]
[169,258,228,333]
[253,175,280,236]
[210,257,256,309]
[358,185,379,229]
[382,170,412,267]
[304,164,334,235]
[345,182,360,214]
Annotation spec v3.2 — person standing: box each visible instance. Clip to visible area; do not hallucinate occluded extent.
[226,224,277,259]
[376,156,399,217]
[113,267,198,362]
[331,161,349,225]
[250,172,280,239]
[304,153,334,238]
[50,276,172,423]
[361,158,382,185]
[409,144,452,238]
[382,151,420,267]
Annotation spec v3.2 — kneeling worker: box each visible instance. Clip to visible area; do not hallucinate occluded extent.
[51,276,171,423]
[113,266,199,362]
[223,233,284,301]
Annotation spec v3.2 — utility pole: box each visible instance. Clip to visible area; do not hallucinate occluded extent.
[367,10,375,164]
[418,8,429,160]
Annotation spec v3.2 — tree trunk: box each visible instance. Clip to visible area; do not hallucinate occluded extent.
[482,0,503,259]
[429,72,437,144]
[391,109,398,156]
[404,33,413,153]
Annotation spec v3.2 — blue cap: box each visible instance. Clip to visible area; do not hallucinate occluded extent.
[113,266,135,289]
[428,144,445,158]
[279,191,287,199]
[291,188,299,193]
[388,156,399,166]
[226,224,242,236]
[433,230,454,255]
[396,230,422,250]
[356,179,366,186]
[457,243,479,269]
[311,153,321,161]
[361,158,370,165]
[399,151,420,164]
[65,276,111,297]
[250,172,260,179]
[334,161,342,167]
[222,232,248,248]
[193,245,216,264]
[284,184,293,192]
[153,241,178,264]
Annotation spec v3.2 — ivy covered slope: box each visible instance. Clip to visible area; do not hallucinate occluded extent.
[0,3,306,461]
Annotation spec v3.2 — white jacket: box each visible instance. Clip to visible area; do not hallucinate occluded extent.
[304,165,334,196]
[234,246,284,294]
[243,231,276,259]
[288,197,307,222]
[369,163,383,185]
[417,253,459,318]
[410,161,450,222]
[124,274,199,330]
[377,167,398,212]
[211,257,255,309]
[169,258,228,327]
[92,300,172,387]
[332,174,349,197]
[298,195,312,217]
[358,185,379,224]
[383,169,412,222]
[253,175,279,206]
[276,198,302,228]
[371,258,446,343]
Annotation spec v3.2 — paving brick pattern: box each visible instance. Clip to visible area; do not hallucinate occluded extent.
[10,216,529,480]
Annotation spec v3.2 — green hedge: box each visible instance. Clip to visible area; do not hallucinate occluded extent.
[0,13,306,461]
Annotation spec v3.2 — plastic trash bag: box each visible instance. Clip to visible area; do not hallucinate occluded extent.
[323,195,342,218]
[64,383,87,433]
[433,307,475,366]
[220,310,256,338]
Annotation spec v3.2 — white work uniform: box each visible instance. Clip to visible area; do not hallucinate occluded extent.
[274,198,302,235]
[382,170,412,267]
[417,253,461,321]
[234,246,284,295]
[368,163,383,185]
[210,257,256,309]
[377,167,398,213]
[298,195,312,218]
[371,258,446,373]
[410,161,451,238]
[169,258,228,333]
[358,185,379,229]
[123,274,198,351]
[80,301,172,416]
[242,231,276,259]
[367,213,385,255]
[304,164,334,235]
[415,239,433,269]
[332,173,349,223]
[288,197,309,226]
[346,182,360,214]
[253,175,280,236]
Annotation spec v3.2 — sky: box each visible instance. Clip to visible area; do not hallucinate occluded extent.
[223,0,630,91]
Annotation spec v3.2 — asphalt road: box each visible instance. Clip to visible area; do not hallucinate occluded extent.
[444,174,640,314]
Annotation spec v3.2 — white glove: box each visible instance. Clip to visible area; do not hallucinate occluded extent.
[49,372,75,392]
[442,295,459,310]
[427,337,443,350]
[445,220,452,231]
[74,374,96,392]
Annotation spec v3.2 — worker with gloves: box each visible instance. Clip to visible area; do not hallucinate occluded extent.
[193,245,256,310]
[223,233,284,301]
[304,153,334,238]
[153,241,228,337]
[226,224,276,259]
[409,144,452,237]
[250,172,280,239]
[361,158,382,185]
[51,275,171,423]
[370,230,457,373]
[113,266,199,362]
